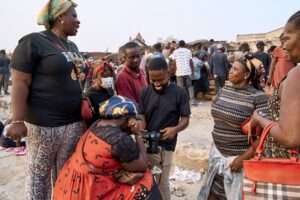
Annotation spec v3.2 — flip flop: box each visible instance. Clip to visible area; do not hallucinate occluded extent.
[14,146,25,153]
[16,148,26,156]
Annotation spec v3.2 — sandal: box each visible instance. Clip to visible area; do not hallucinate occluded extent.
[16,148,26,156]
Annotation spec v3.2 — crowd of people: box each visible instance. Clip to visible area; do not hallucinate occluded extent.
[0,0,300,200]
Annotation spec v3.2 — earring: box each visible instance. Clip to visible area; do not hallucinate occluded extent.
[60,20,65,24]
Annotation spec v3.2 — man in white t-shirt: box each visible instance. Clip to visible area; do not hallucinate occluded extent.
[170,40,195,103]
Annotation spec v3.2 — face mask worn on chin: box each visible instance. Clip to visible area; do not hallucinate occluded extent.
[101,77,115,95]
[101,77,114,89]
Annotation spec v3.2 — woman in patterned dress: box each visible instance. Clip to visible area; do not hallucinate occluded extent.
[53,96,161,200]
[199,54,268,200]
[251,11,300,156]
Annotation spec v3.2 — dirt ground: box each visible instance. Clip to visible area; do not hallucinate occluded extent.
[0,99,214,200]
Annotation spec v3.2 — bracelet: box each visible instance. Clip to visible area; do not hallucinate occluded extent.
[258,111,267,118]
[11,120,25,125]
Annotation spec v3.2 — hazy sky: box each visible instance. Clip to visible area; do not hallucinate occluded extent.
[1,0,299,52]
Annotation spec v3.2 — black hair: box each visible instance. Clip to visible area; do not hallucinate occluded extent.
[119,42,140,55]
[153,43,162,52]
[268,45,277,54]
[0,50,6,55]
[238,53,262,90]
[179,40,186,47]
[239,42,250,52]
[287,10,300,29]
[147,56,168,71]
[256,41,265,48]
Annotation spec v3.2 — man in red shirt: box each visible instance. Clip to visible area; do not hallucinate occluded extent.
[116,42,147,104]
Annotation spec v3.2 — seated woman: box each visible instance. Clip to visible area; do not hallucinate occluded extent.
[198,54,268,200]
[53,96,161,200]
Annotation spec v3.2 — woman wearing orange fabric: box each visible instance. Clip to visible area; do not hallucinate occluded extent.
[267,46,295,88]
[54,96,161,200]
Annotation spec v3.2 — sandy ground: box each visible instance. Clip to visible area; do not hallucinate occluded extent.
[0,99,214,200]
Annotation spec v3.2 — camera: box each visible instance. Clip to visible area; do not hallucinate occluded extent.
[142,131,161,154]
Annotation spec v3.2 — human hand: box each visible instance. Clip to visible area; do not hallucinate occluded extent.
[6,122,27,141]
[263,85,274,97]
[230,156,243,172]
[249,110,265,136]
[160,127,177,140]
[79,72,86,81]
[128,118,144,135]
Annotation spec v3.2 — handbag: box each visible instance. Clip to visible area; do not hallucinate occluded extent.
[243,122,300,199]
[241,118,262,145]
[81,96,95,120]
[71,60,95,121]
[241,118,251,135]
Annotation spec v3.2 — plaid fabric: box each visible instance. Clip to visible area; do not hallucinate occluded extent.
[243,177,300,200]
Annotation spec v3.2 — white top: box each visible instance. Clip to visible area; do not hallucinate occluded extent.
[170,47,192,76]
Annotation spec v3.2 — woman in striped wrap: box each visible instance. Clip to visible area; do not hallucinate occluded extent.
[199,54,268,200]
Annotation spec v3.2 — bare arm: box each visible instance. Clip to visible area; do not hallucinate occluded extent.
[267,57,277,85]
[11,69,31,120]
[254,68,300,148]
[175,116,189,133]
[230,140,258,172]
[6,69,31,140]
[161,116,190,140]
[121,135,148,172]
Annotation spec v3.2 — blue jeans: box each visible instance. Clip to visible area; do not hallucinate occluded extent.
[176,75,194,99]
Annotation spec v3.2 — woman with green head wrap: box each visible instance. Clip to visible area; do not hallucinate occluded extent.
[7,1,84,200]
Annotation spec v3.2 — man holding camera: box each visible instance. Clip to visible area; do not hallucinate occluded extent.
[139,55,191,200]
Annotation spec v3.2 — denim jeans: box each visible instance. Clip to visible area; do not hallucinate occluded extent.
[176,75,194,99]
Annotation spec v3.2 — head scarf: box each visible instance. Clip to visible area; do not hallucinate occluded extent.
[244,54,264,75]
[241,53,265,89]
[98,96,138,119]
[37,0,77,29]
[94,62,113,79]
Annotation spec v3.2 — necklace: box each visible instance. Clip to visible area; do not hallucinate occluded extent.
[49,30,69,51]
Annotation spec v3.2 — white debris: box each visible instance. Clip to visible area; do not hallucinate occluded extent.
[169,166,202,183]
[0,95,10,121]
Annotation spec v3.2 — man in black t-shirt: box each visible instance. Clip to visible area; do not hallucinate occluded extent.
[139,55,190,200]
